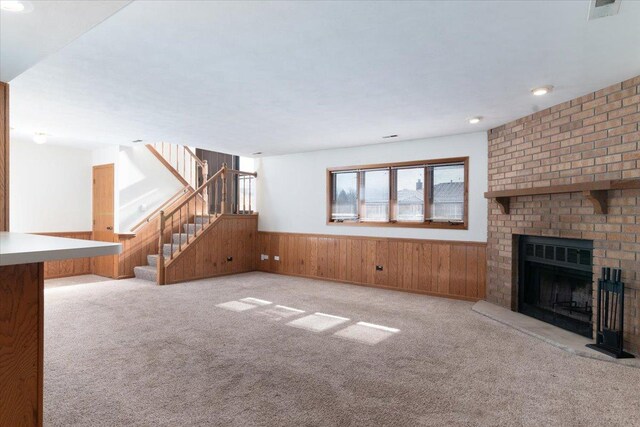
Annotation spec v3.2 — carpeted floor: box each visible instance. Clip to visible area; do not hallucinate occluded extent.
[44,272,640,426]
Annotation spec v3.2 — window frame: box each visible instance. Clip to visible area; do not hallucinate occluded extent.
[326,157,469,230]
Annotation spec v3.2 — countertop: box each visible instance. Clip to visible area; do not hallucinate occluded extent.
[0,232,121,266]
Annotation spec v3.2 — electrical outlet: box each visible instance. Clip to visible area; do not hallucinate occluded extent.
[274,256,280,261]
[261,254,269,261]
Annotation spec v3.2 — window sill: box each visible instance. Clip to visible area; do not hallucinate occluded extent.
[327,220,467,230]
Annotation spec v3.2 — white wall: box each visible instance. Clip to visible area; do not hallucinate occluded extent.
[256,132,488,242]
[117,145,184,232]
[10,138,92,232]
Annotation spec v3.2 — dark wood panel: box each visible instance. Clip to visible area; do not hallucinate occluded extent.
[34,232,93,279]
[164,215,257,284]
[195,149,238,213]
[0,262,43,427]
[0,82,9,232]
[257,231,487,302]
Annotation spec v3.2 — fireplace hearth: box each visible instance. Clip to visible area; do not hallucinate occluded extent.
[518,236,593,338]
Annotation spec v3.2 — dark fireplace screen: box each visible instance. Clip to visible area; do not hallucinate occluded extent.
[518,236,594,338]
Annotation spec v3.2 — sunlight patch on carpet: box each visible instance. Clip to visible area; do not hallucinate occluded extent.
[216,301,258,312]
[256,305,306,321]
[334,321,400,345]
[240,297,273,306]
[286,312,350,332]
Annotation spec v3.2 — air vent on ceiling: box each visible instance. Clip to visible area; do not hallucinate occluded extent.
[588,0,622,20]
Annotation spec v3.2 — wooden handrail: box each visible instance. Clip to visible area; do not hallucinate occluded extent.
[184,146,206,169]
[151,142,209,191]
[130,185,190,232]
[226,168,258,177]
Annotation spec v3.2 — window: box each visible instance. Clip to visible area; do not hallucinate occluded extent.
[362,169,389,221]
[428,163,464,221]
[396,167,424,221]
[327,157,468,229]
[331,171,358,221]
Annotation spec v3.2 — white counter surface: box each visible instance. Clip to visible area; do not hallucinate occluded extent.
[0,232,121,266]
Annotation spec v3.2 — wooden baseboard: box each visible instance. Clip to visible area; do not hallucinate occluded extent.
[162,269,251,285]
[261,270,482,302]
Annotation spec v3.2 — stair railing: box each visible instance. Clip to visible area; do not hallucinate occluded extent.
[157,163,257,284]
[151,142,208,195]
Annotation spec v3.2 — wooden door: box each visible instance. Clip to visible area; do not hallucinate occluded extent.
[92,164,116,278]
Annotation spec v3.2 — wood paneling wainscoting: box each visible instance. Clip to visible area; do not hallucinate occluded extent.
[164,215,257,284]
[257,232,486,301]
[34,232,93,279]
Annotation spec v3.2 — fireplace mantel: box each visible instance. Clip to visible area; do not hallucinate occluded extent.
[484,178,640,215]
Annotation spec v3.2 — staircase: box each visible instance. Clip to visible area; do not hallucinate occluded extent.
[131,153,256,284]
[133,216,207,282]
[130,142,208,282]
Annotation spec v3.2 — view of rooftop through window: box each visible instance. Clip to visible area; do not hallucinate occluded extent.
[396,167,424,221]
[429,164,464,221]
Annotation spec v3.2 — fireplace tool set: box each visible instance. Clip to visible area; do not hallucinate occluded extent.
[586,267,635,358]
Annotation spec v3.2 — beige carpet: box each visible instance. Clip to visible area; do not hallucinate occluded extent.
[44,272,640,426]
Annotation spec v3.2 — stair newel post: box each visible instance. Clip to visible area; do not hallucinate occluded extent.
[158,210,166,285]
[185,198,189,247]
[214,178,218,216]
[202,160,209,215]
[221,162,228,214]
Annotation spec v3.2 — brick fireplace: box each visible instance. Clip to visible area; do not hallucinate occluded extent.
[486,75,640,355]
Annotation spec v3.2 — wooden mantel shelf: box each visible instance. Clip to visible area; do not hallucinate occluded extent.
[484,178,640,215]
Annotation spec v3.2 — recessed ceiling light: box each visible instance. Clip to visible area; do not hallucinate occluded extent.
[531,85,553,96]
[382,134,398,139]
[33,132,47,144]
[468,117,482,124]
[0,1,33,13]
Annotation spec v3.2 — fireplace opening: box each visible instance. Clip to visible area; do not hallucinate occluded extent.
[518,236,593,338]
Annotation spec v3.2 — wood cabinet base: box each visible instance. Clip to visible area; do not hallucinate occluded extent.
[0,262,44,427]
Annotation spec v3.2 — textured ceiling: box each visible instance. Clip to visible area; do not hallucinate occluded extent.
[0,0,130,81]
[7,0,640,156]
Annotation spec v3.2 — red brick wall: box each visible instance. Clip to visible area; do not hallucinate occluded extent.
[487,75,640,355]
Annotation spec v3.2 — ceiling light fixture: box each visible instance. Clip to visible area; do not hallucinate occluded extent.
[132,139,143,143]
[0,1,33,13]
[468,117,482,124]
[252,151,262,155]
[531,85,553,96]
[33,132,47,144]
[382,134,398,139]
